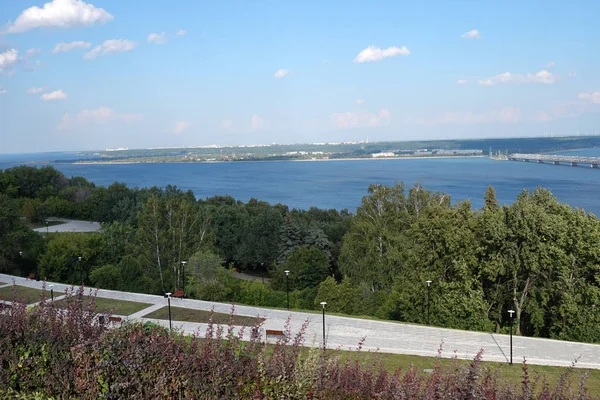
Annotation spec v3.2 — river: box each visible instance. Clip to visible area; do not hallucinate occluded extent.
[1,149,599,214]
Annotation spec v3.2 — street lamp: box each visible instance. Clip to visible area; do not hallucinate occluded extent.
[320,301,327,350]
[49,284,54,302]
[508,309,515,366]
[181,261,187,298]
[284,270,290,311]
[45,221,49,235]
[426,280,432,326]
[78,256,82,285]
[165,292,173,331]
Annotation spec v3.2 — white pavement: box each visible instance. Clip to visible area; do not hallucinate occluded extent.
[1,273,600,370]
[33,218,101,233]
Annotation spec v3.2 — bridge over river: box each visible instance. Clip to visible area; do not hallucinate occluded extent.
[508,153,600,168]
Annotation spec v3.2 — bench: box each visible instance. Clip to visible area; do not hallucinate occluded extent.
[27,273,35,280]
[108,316,122,325]
[172,290,185,298]
[266,329,285,339]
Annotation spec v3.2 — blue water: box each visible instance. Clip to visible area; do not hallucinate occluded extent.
[1,150,600,214]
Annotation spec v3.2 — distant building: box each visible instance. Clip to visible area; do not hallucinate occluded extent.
[372,152,396,158]
[432,149,483,156]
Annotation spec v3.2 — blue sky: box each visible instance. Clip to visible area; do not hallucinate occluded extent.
[1,0,599,153]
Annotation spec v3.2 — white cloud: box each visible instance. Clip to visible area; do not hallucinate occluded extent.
[478,69,559,86]
[546,61,555,68]
[41,89,67,100]
[0,49,19,73]
[176,29,186,36]
[25,48,40,56]
[355,99,365,104]
[0,88,6,94]
[6,0,113,34]
[353,46,410,63]
[461,29,480,39]
[58,106,142,130]
[274,69,289,78]
[568,72,577,77]
[52,41,91,53]
[169,121,191,134]
[27,87,45,94]
[456,79,468,85]
[147,32,167,45]
[534,101,592,122]
[84,39,136,59]
[331,109,391,129]
[534,111,553,122]
[423,107,521,125]
[251,114,268,131]
[218,119,233,131]
[578,92,600,104]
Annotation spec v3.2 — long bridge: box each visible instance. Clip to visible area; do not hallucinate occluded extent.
[508,153,600,168]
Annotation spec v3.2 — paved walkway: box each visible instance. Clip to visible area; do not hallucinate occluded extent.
[2,273,600,369]
[231,271,270,283]
[33,218,101,233]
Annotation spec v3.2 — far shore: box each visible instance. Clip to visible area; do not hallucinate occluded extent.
[67,155,487,165]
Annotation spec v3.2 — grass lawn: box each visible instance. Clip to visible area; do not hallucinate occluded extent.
[330,349,600,395]
[54,296,152,316]
[0,285,48,304]
[144,306,264,326]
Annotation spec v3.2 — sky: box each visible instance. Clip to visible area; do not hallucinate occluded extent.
[1,0,600,153]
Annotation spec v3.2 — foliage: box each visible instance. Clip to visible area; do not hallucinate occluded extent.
[89,264,122,290]
[37,233,103,284]
[4,164,600,344]
[0,194,43,275]
[273,246,330,291]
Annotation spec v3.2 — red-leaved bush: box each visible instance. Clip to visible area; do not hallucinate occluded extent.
[0,284,595,399]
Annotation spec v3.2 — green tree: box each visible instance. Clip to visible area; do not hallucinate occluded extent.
[0,194,41,274]
[236,205,283,269]
[136,195,212,293]
[280,246,329,291]
[89,264,122,290]
[38,233,104,284]
[339,183,409,291]
[502,189,566,336]
[314,276,356,314]
[277,215,303,266]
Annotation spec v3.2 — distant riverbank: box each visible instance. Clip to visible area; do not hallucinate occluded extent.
[69,155,487,165]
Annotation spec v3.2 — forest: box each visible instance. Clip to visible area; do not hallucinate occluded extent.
[1,165,600,343]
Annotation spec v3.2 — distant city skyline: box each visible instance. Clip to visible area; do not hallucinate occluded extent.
[1,0,599,153]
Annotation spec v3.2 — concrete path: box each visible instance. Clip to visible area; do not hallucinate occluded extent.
[1,272,599,370]
[33,218,101,233]
[231,271,270,283]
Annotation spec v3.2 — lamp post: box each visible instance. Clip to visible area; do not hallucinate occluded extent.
[320,301,327,350]
[508,309,515,366]
[426,280,432,326]
[165,292,173,331]
[45,221,49,235]
[78,256,82,285]
[49,284,54,302]
[181,261,187,298]
[284,270,290,311]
